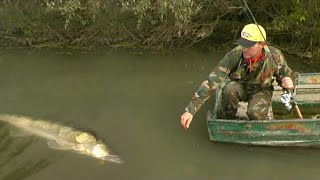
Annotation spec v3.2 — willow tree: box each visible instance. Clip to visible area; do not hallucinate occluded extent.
[0,0,319,60]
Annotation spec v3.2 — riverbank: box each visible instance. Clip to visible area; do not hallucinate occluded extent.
[1,0,319,61]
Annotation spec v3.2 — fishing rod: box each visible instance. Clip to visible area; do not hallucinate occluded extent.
[240,0,303,119]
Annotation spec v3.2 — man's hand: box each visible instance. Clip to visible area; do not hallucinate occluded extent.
[180,112,193,129]
[281,77,294,89]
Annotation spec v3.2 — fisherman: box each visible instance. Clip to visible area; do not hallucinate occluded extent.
[180,24,295,129]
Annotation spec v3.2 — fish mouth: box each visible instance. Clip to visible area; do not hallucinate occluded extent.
[102,154,124,164]
[90,144,123,163]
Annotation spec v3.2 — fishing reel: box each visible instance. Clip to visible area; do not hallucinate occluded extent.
[280,90,293,111]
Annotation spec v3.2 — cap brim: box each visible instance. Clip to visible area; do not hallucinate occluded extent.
[236,38,257,48]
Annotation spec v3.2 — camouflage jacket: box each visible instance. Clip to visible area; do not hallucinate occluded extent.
[185,45,294,115]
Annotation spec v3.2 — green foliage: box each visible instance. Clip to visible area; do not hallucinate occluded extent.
[271,0,307,31]
[120,0,202,29]
[0,0,319,60]
[43,0,101,29]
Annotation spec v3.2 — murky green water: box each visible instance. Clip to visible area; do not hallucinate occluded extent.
[0,48,319,180]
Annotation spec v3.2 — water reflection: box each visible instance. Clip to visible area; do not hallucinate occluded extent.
[1,159,50,180]
[0,124,50,180]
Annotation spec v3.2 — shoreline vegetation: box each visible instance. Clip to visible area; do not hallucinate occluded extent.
[0,0,319,61]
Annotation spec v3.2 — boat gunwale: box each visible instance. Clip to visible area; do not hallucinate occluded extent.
[210,139,320,147]
[207,118,320,124]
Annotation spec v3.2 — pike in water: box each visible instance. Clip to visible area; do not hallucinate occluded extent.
[0,114,123,163]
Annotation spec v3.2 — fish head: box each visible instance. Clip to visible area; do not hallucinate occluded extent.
[79,140,123,164]
[92,143,109,158]
[91,143,124,164]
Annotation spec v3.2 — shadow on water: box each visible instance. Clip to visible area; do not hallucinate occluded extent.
[0,124,51,180]
[1,160,50,180]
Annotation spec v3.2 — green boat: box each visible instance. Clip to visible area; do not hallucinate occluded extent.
[207,72,320,147]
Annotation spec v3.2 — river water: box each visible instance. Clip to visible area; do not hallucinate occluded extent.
[0,48,319,180]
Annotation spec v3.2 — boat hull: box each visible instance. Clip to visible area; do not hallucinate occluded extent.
[207,112,320,147]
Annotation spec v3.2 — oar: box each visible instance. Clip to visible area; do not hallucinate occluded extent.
[290,90,304,120]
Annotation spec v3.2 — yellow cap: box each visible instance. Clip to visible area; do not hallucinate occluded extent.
[236,24,266,47]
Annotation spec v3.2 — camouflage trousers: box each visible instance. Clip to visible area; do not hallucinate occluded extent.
[221,81,273,120]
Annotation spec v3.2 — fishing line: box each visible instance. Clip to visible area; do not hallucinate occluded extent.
[239,0,303,119]
[239,0,278,66]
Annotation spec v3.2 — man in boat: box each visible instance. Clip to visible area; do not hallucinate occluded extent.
[180,24,294,129]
